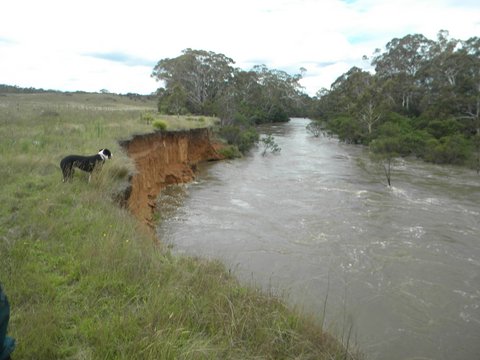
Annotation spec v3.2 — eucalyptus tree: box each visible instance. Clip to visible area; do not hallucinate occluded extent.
[152,49,306,124]
[321,67,386,143]
[457,36,480,136]
[371,33,434,115]
[354,75,389,137]
[328,66,366,114]
[313,88,335,120]
[250,64,305,123]
[418,31,465,118]
[317,67,365,143]
[418,33,479,135]
[226,68,265,123]
[156,85,188,115]
[152,49,235,115]
[314,31,479,168]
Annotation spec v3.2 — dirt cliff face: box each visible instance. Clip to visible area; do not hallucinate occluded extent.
[120,129,221,226]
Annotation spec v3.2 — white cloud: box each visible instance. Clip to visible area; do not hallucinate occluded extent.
[1,0,479,95]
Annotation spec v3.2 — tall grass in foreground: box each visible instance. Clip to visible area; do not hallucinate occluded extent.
[0,93,360,359]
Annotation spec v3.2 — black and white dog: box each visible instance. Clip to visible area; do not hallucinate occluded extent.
[60,148,112,182]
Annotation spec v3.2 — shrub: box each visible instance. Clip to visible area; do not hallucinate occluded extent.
[152,119,167,131]
[218,145,242,159]
[426,118,464,139]
[218,125,241,145]
[424,134,471,164]
[329,116,364,144]
[141,112,155,124]
[267,104,289,123]
[306,121,323,137]
[261,135,281,156]
[238,128,259,153]
[401,130,431,157]
[374,120,432,157]
[217,125,259,154]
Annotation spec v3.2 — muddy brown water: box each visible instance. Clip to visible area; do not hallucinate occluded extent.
[156,118,480,360]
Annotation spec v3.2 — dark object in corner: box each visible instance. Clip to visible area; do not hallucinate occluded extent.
[0,284,15,360]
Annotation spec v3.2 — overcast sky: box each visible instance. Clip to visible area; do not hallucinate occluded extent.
[1,0,479,96]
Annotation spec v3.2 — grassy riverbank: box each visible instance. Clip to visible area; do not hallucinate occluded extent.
[0,92,360,359]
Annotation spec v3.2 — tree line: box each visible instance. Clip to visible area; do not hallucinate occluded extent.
[152,49,307,124]
[151,49,307,155]
[0,84,60,94]
[311,30,479,171]
[151,32,479,169]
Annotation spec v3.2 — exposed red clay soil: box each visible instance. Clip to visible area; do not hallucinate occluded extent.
[120,128,222,227]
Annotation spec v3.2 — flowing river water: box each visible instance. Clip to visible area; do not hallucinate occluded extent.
[156,118,480,360]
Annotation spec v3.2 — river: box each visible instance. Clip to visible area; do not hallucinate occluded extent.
[156,118,480,360]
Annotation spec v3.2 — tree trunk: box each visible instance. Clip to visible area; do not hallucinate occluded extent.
[383,158,392,186]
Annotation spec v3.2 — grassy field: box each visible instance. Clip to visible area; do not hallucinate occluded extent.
[0,92,360,359]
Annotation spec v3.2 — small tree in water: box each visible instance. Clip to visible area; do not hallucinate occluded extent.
[369,120,419,186]
[261,135,281,156]
[306,121,323,137]
[369,136,400,186]
[473,133,480,175]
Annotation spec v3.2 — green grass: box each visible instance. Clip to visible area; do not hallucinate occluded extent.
[0,92,360,359]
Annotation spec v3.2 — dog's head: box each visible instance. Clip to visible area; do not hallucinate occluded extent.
[98,148,112,160]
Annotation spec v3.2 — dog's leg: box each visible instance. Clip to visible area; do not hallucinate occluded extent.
[88,173,92,183]
[62,166,72,182]
[66,167,74,182]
